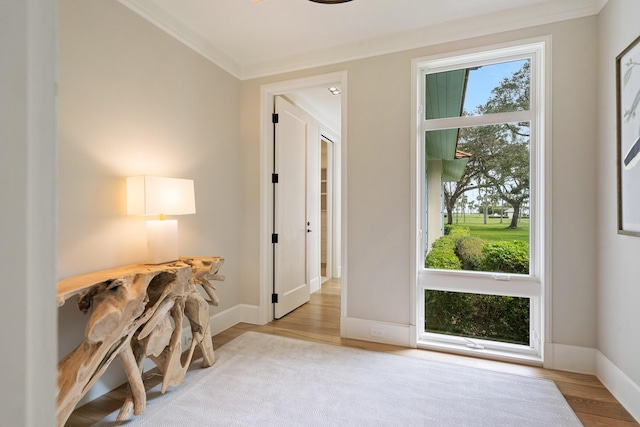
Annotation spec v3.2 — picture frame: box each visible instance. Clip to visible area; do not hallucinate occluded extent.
[617,34,640,236]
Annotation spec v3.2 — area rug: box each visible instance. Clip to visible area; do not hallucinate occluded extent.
[97,331,582,426]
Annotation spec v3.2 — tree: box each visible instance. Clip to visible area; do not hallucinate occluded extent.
[482,125,529,229]
[451,61,531,229]
[443,178,479,225]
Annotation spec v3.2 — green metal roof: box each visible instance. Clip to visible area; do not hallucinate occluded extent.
[442,158,470,182]
[425,69,466,120]
[425,69,470,182]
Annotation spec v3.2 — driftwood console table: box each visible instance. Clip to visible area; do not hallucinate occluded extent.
[56,256,224,426]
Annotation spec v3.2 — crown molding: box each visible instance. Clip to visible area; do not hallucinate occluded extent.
[120,0,603,81]
[596,0,610,13]
[118,0,242,77]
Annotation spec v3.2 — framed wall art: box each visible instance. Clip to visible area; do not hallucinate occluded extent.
[617,34,640,236]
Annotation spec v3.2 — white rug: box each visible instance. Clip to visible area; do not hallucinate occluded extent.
[97,331,582,426]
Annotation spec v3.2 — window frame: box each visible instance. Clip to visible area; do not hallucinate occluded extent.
[410,38,551,363]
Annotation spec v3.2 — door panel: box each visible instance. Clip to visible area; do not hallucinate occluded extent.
[274,96,311,319]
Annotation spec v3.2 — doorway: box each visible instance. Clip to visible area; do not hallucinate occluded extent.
[259,72,346,325]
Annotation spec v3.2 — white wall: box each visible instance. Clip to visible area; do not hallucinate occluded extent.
[58,0,243,403]
[596,0,640,417]
[241,16,599,348]
[0,1,57,425]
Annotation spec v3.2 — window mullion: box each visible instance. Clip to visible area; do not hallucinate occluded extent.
[423,110,532,131]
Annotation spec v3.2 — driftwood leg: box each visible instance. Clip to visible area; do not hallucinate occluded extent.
[185,290,215,367]
[117,343,146,418]
[116,338,147,422]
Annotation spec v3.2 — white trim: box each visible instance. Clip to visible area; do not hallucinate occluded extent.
[540,36,554,348]
[424,111,532,131]
[419,340,543,366]
[543,343,597,374]
[412,36,552,361]
[595,0,610,13]
[118,0,600,80]
[596,352,640,422]
[342,317,416,347]
[309,276,321,294]
[117,0,241,77]
[210,304,261,334]
[259,72,348,327]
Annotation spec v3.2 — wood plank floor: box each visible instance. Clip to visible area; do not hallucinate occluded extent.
[67,279,638,426]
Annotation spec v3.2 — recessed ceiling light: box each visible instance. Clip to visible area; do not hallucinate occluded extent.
[328,86,341,95]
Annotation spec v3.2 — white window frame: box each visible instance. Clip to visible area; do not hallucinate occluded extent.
[410,38,552,364]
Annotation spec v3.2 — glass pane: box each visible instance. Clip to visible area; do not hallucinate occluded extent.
[425,290,530,346]
[425,59,530,119]
[424,122,530,274]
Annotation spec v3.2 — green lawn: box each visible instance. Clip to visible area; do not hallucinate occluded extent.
[448,214,529,242]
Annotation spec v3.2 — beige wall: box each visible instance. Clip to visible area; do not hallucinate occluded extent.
[597,0,640,389]
[242,17,599,345]
[0,1,57,425]
[58,0,243,400]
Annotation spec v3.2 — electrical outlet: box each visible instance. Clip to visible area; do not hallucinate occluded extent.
[369,327,385,338]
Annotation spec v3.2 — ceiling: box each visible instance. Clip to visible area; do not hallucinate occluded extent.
[118,0,606,132]
[119,0,605,80]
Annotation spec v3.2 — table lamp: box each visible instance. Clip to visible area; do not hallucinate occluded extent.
[126,176,196,264]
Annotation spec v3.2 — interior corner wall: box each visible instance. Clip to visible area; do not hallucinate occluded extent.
[596,0,640,400]
[241,17,598,349]
[1,1,58,425]
[58,0,243,403]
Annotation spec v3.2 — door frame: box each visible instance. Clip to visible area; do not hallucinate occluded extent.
[258,71,347,325]
[319,129,340,281]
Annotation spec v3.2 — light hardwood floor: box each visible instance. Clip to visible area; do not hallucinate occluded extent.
[68,279,638,426]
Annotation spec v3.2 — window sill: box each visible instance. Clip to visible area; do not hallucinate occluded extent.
[417,339,543,366]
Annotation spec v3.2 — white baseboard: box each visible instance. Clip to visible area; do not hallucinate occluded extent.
[310,276,321,294]
[341,316,414,347]
[596,351,640,422]
[209,303,260,335]
[543,343,596,374]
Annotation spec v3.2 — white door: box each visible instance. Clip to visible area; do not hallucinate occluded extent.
[273,96,311,319]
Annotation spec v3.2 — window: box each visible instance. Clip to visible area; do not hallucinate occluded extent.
[413,40,549,362]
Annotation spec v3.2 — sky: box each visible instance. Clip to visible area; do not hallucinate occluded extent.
[462,59,527,114]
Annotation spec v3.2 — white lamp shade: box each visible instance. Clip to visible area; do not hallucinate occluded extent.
[127,176,196,216]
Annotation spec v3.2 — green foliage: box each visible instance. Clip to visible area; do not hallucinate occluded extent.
[425,248,462,270]
[425,290,530,345]
[426,226,472,270]
[431,235,456,252]
[481,240,529,274]
[447,225,470,239]
[455,236,484,271]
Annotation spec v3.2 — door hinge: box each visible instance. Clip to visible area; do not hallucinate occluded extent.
[272,113,279,124]
[272,233,278,244]
[272,293,278,303]
[272,173,279,183]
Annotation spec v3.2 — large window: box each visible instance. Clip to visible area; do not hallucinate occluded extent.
[413,40,548,362]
